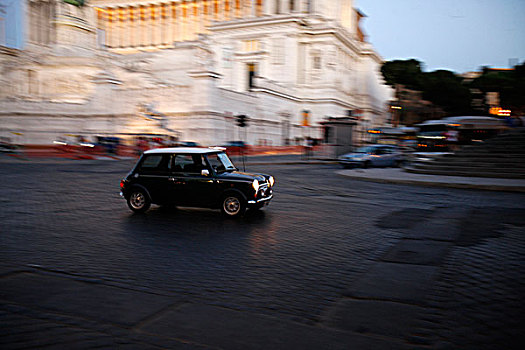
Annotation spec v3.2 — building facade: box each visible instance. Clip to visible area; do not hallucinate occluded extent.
[0,0,393,146]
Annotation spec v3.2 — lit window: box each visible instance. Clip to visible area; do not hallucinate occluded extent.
[244,40,259,52]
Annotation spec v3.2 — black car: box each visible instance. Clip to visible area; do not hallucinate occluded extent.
[120,147,274,217]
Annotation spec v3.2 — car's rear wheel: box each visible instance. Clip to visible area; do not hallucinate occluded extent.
[221,194,245,218]
[363,161,371,169]
[127,188,151,213]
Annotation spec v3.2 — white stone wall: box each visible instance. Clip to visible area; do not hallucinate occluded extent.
[0,0,392,147]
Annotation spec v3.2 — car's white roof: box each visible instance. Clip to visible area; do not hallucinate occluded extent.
[144,147,225,155]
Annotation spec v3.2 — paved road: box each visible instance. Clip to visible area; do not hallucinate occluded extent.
[1,157,524,349]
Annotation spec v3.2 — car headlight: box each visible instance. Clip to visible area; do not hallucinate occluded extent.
[252,179,260,192]
[268,176,275,187]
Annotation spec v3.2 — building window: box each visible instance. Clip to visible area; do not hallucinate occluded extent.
[27,70,38,95]
[275,0,280,14]
[272,38,285,65]
[247,63,257,90]
[243,39,259,52]
[290,0,295,12]
[313,56,321,70]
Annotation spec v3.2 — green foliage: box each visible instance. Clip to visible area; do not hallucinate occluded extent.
[381,59,525,116]
[422,70,472,115]
[471,62,525,115]
[63,0,85,7]
[381,59,424,90]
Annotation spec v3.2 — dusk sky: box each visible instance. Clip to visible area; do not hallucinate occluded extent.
[355,0,525,73]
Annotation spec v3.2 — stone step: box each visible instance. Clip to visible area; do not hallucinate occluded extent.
[404,166,525,179]
[411,161,525,172]
[415,161,525,169]
[421,156,525,165]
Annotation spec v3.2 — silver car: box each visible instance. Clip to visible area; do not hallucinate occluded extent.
[339,145,404,168]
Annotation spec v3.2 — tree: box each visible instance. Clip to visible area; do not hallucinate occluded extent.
[63,0,85,7]
[422,70,472,115]
[381,59,474,116]
[470,62,525,115]
[381,59,425,91]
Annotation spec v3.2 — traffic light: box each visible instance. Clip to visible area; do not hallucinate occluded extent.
[236,114,248,128]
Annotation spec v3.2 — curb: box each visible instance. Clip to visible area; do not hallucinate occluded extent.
[335,170,525,193]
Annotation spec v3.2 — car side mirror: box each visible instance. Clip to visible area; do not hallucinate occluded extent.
[201,169,210,176]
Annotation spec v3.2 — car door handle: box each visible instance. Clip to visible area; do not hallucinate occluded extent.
[169,177,185,185]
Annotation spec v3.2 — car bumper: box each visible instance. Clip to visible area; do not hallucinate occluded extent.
[247,194,273,206]
[248,194,273,205]
[339,160,364,167]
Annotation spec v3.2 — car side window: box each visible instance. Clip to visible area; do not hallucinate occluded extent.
[206,153,226,173]
[172,154,205,174]
[139,154,171,175]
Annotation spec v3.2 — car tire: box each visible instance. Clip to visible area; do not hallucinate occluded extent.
[127,188,151,213]
[363,161,371,169]
[221,194,245,218]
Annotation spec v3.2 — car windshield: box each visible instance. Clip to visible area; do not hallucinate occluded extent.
[355,146,376,153]
[207,152,237,173]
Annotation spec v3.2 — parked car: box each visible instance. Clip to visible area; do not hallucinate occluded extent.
[338,145,404,168]
[221,141,250,155]
[0,137,17,153]
[95,136,121,154]
[120,147,275,217]
[176,141,201,147]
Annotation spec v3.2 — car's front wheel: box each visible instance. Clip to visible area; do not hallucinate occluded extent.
[221,194,245,218]
[127,188,151,213]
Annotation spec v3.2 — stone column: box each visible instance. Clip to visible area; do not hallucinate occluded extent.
[198,0,204,35]
[152,4,158,46]
[161,2,166,44]
[139,6,145,46]
[263,0,272,15]
[148,4,154,46]
[107,7,114,47]
[171,2,177,42]
[219,0,225,22]
[194,0,199,39]
[280,0,287,14]
[122,7,130,47]
[132,6,139,47]
[228,0,233,18]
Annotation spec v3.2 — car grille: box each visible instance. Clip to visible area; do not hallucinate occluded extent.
[257,183,271,198]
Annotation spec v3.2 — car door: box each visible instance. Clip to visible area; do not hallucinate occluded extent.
[136,153,172,204]
[170,154,216,207]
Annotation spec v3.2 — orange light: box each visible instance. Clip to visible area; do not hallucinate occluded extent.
[498,109,511,116]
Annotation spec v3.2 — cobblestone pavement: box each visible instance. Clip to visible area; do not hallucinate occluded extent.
[0,156,524,349]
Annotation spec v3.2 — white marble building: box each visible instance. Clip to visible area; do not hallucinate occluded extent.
[0,0,393,146]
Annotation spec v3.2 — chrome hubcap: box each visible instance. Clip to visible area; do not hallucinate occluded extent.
[224,197,240,215]
[130,192,145,209]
